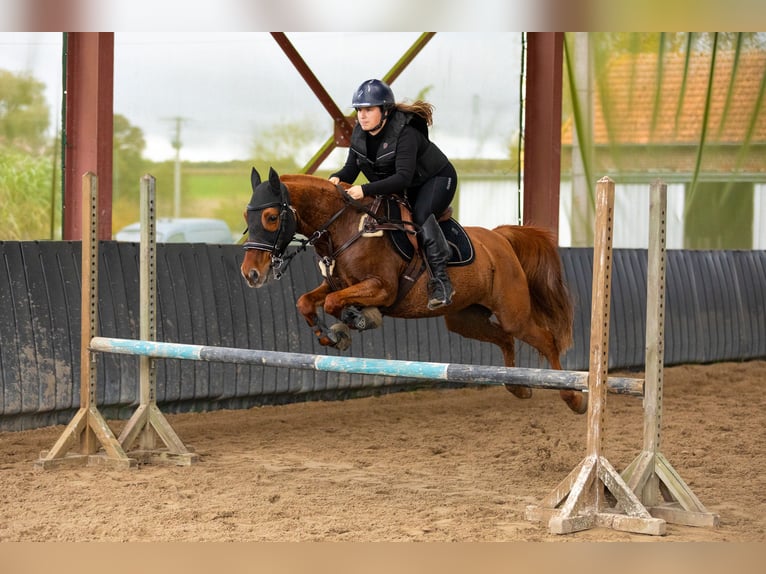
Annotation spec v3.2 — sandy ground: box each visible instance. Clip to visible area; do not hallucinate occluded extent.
[0,360,764,542]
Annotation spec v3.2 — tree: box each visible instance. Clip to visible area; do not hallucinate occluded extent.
[112,113,147,200]
[250,118,322,174]
[0,69,50,152]
[111,114,148,232]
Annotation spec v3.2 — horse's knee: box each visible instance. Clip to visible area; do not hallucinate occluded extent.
[323,292,344,317]
[296,295,312,315]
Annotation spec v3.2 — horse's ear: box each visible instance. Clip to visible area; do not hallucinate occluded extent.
[268,167,281,193]
[250,167,261,190]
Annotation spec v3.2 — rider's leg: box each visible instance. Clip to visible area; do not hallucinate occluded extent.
[417,214,454,309]
[411,173,457,310]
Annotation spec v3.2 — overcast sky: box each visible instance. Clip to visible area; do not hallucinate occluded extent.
[0,32,523,166]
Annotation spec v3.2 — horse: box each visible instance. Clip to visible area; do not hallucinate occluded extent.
[240,167,586,414]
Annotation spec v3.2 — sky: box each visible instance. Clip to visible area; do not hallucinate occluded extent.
[0,32,523,166]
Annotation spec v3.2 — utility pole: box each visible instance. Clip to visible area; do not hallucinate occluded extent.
[168,117,187,219]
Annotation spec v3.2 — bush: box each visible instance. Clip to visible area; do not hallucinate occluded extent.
[0,148,56,240]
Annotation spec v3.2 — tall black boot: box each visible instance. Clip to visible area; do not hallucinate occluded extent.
[418,214,455,310]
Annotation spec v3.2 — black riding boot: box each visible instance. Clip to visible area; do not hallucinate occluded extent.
[418,214,455,310]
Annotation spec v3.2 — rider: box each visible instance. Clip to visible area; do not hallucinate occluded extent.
[329,79,457,310]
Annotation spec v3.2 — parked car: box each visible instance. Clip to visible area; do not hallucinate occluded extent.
[114,218,236,244]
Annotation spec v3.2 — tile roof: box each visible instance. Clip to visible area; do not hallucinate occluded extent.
[563,50,766,145]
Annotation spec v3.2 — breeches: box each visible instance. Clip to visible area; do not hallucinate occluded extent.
[408,165,458,226]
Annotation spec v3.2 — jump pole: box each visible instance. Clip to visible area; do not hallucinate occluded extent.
[89,338,644,396]
[526,177,666,535]
[115,175,198,465]
[36,173,136,469]
[620,180,719,527]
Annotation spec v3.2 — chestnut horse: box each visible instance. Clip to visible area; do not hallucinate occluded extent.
[240,167,585,413]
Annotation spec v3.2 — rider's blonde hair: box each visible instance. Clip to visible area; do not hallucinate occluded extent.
[394,100,434,126]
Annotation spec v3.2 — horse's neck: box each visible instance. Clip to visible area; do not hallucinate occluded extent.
[288,177,348,236]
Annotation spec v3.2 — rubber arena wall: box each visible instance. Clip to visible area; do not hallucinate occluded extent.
[1,241,764,431]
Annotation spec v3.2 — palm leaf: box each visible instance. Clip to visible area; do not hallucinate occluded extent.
[563,34,594,209]
[686,33,719,218]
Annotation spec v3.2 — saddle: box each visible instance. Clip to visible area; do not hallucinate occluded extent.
[360,197,475,267]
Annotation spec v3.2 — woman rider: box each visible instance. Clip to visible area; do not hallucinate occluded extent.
[329,79,457,309]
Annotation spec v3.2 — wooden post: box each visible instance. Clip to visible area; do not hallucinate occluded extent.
[621,180,719,528]
[117,175,198,465]
[526,177,665,535]
[36,173,134,469]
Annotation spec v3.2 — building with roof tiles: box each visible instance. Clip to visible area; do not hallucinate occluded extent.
[561,49,766,249]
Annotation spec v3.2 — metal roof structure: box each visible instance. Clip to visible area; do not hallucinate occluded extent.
[61,32,564,240]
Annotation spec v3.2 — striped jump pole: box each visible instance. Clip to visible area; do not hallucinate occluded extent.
[89,337,645,396]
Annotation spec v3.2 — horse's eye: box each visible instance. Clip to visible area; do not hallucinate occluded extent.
[267,214,278,223]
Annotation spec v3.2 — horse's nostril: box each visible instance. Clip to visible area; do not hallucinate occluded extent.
[249,269,259,283]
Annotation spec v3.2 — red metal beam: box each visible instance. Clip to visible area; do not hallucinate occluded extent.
[523,32,563,238]
[288,32,436,174]
[63,32,114,240]
[271,33,355,148]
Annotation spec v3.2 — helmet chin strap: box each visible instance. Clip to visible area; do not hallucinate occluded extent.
[368,108,388,134]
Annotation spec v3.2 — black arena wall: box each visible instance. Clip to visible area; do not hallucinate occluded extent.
[1,241,764,431]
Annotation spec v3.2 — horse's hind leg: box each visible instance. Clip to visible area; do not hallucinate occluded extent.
[452,305,587,414]
[509,320,587,414]
[444,306,532,400]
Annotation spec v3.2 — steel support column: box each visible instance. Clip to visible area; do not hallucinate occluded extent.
[523,32,563,238]
[63,32,114,240]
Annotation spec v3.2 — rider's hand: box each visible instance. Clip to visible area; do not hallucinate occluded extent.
[347,185,365,200]
[328,176,340,185]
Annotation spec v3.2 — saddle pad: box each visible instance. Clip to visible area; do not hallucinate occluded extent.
[385,199,475,266]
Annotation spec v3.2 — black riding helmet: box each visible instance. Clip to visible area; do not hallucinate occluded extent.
[351,79,395,132]
[351,79,395,111]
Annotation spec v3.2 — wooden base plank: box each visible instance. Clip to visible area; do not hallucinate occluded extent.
[126,450,199,467]
[35,451,136,470]
[527,455,667,536]
[119,404,198,466]
[621,450,719,528]
[648,503,720,528]
[35,406,135,470]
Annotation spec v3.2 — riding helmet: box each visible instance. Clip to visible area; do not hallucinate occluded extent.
[351,79,395,110]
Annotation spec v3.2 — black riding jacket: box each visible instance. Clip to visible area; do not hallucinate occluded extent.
[331,109,450,197]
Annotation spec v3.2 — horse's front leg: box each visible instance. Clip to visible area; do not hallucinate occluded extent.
[296,282,351,349]
[323,278,391,330]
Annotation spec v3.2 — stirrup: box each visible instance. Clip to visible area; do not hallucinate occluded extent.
[427,279,454,310]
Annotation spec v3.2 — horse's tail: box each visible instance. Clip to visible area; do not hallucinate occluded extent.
[493,225,574,352]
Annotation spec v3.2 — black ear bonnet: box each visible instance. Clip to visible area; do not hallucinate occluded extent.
[244,167,297,255]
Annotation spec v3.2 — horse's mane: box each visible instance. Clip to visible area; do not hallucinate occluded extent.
[280,173,350,191]
[280,174,354,204]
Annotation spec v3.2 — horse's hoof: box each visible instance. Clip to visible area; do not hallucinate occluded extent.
[504,384,533,399]
[359,306,382,329]
[341,306,382,331]
[329,323,352,351]
[560,390,588,414]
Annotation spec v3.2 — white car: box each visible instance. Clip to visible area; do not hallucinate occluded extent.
[115,218,236,244]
